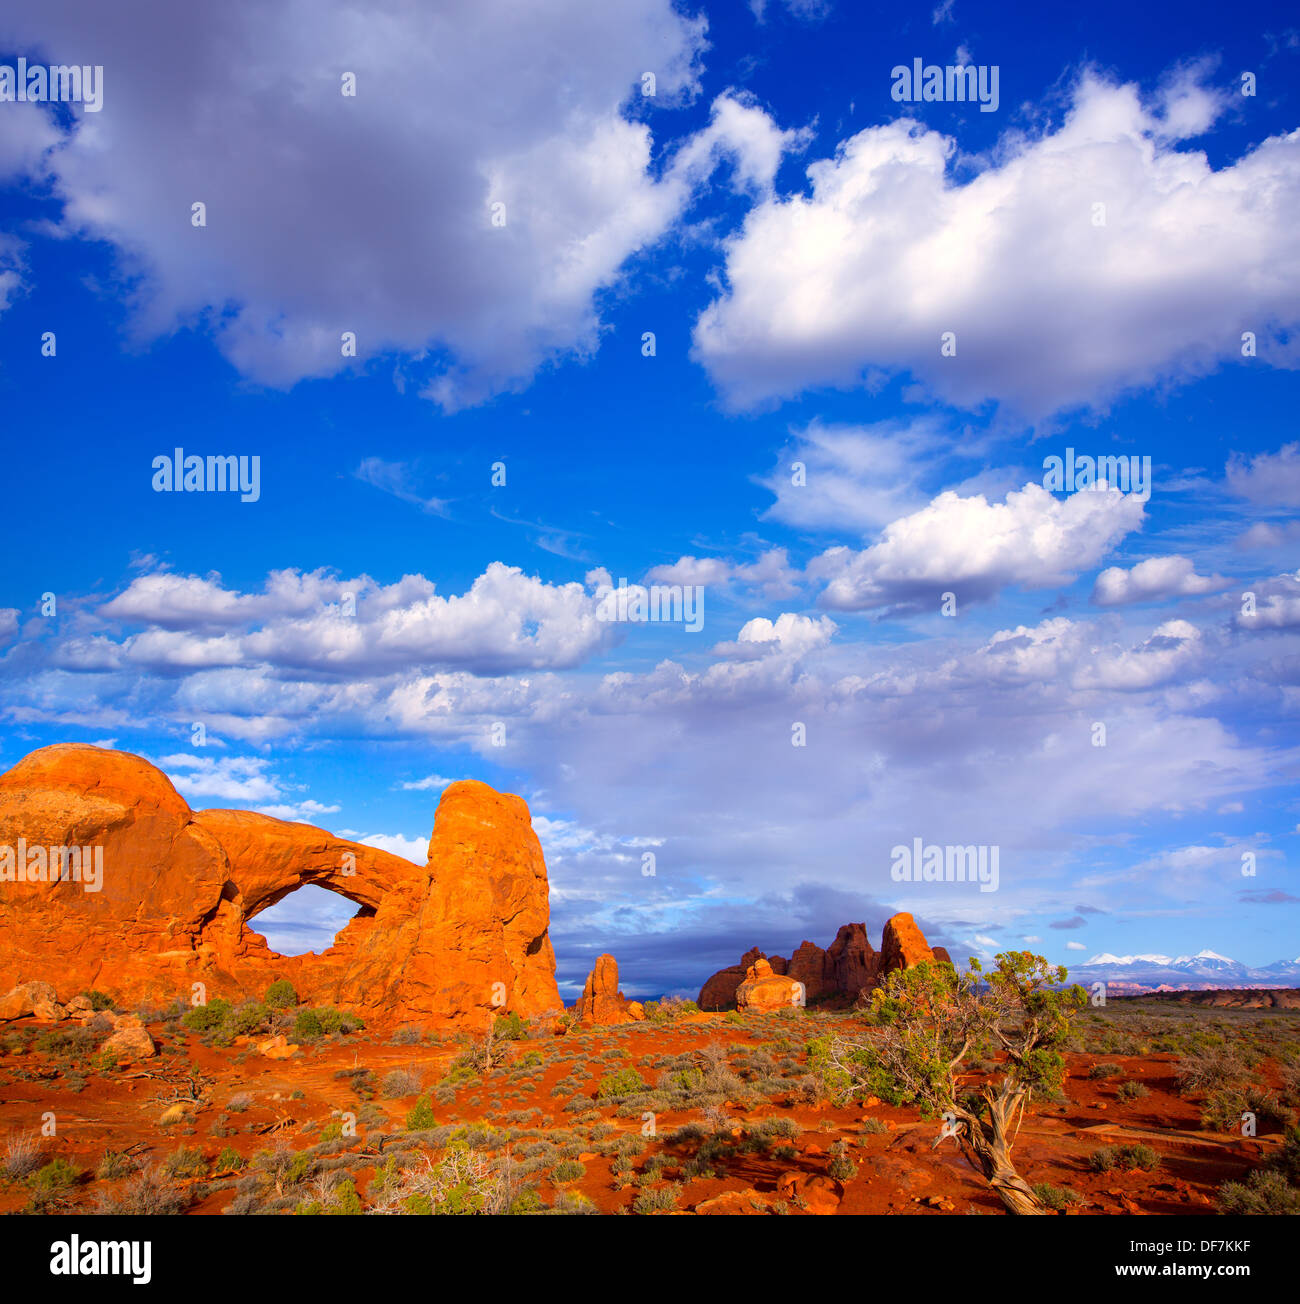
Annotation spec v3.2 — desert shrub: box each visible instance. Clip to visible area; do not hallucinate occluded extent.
[35,1025,100,1059]
[1089,1146,1118,1172]
[382,1067,424,1098]
[226,1092,254,1112]
[1202,1088,1252,1133]
[806,1034,860,1102]
[264,980,299,1010]
[338,1066,377,1100]
[1117,1143,1160,1171]
[317,1007,364,1035]
[494,1011,528,1041]
[292,1008,324,1040]
[1,1030,32,1057]
[642,997,700,1023]
[1088,1062,1123,1079]
[1176,1044,1251,1096]
[1249,1089,1297,1130]
[596,1067,646,1100]
[3,1129,42,1180]
[406,1096,437,1130]
[182,997,233,1034]
[253,1144,315,1194]
[391,1024,423,1045]
[1033,1182,1085,1211]
[81,990,115,1012]
[550,1159,585,1185]
[666,1066,705,1094]
[1116,1080,1149,1102]
[371,1145,511,1215]
[860,1117,888,1135]
[1202,1085,1295,1134]
[297,1175,363,1215]
[214,1146,245,1173]
[1282,1060,1300,1106]
[95,1163,187,1215]
[30,1157,79,1196]
[631,1183,681,1214]
[226,1002,270,1036]
[96,1149,137,1180]
[1216,1168,1300,1215]
[827,1140,858,1181]
[1275,1125,1300,1185]
[162,1146,207,1179]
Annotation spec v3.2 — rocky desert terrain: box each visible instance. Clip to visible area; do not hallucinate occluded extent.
[1,993,1297,1216]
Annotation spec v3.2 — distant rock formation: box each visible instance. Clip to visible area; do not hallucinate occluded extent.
[0,745,561,1026]
[697,945,763,1011]
[1120,987,1300,1010]
[697,912,947,1010]
[736,957,803,1011]
[575,953,644,1025]
[879,912,936,974]
[827,923,878,995]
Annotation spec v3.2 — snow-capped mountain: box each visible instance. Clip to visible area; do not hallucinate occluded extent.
[1066,950,1300,991]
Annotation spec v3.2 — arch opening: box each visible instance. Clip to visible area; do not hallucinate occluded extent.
[246,883,365,958]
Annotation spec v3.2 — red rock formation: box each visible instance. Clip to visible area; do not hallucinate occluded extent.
[698,945,767,1011]
[698,913,944,1010]
[879,912,935,977]
[575,953,643,1025]
[735,957,802,1011]
[826,923,878,999]
[0,745,560,1026]
[932,946,953,967]
[786,940,830,1001]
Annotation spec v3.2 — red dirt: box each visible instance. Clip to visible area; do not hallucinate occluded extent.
[1,1005,1287,1215]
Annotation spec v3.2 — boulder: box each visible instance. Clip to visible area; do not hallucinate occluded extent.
[777,1171,842,1214]
[932,945,953,967]
[0,980,64,1023]
[735,958,802,1012]
[100,1014,155,1060]
[0,745,561,1026]
[256,1034,299,1059]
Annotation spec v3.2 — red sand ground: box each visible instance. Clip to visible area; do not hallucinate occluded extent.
[0,1007,1287,1215]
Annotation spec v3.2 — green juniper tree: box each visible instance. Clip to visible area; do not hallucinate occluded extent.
[821,951,1086,1214]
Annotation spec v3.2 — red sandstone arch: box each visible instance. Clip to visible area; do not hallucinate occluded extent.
[0,745,560,1026]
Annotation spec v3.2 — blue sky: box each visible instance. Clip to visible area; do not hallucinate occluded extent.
[1,0,1299,998]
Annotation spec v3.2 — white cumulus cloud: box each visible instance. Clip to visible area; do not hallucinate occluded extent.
[693,68,1300,417]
